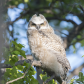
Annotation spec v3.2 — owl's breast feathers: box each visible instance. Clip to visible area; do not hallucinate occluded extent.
[27,28,71,71]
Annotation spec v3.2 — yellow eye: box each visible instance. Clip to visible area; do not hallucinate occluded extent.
[41,21,47,26]
[41,23,44,26]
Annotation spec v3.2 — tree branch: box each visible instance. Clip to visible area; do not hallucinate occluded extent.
[1,58,63,84]
[79,5,84,13]
[63,22,84,49]
[0,59,32,68]
[68,63,84,81]
[47,17,77,26]
[18,55,33,61]
[8,6,77,26]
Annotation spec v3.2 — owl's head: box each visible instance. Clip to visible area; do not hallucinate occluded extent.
[28,14,49,30]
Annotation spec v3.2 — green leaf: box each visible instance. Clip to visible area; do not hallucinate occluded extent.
[70,79,75,84]
[20,50,26,58]
[13,51,20,55]
[12,66,17,74]
[17,65,23,70]
[12,41,17,45]
[76,72,84,83]
[24,0,29,3]
[79,72,83,78]
[18,43,24,48]
[31,77,39,84]
[82,55,84,57]
[9,55,18,66]
[15,45,21,51]
[77,35,81,39]
[4,68,12,76]
[73,45,76,53]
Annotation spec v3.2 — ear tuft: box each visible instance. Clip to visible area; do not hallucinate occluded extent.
[39,14,45,19]
[32,14,37,18]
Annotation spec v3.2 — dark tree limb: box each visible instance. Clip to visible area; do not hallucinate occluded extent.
[44,74,56,84]
[1,55,33,68]
[0,59,32,68]
[79,5,84,13]
[46,17,77,26]
[63,22,84,49]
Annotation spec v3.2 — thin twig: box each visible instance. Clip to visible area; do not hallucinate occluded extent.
[6,65,31,84]
[79,5,84,13]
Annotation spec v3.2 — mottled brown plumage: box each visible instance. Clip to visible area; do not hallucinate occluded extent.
[27,14,71,84]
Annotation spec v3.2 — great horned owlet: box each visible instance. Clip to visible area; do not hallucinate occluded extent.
[27,14,71,84]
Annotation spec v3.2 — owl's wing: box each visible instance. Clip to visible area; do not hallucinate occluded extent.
[48,33,71,70]
[41,28,71,69]
[56,53,71,70]
[42,31,66,57]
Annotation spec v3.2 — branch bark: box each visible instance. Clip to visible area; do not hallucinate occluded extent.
[47,17,77,26]
[1,57,84,84]
[63,22,84,49]
[1,59,32,68]
[68,63,84,81]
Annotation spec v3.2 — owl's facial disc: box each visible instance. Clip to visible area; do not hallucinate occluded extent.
[28,14,49,30]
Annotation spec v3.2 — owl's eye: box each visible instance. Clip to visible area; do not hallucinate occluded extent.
[31,23,36,26]
[41,23,44,26]
[41,21,47,26]
[28,21,36,27]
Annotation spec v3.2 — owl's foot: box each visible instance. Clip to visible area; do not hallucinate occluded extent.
[32,60,42,67]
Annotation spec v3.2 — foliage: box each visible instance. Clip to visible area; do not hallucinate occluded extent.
[76,72,84,84]
[70,72,84,84]
[69,55,84,84]
[75,56,84,84]
[40,72,57,84]
[3,0,84,84]
[7,0,84,48]
[82,55,84,57]
[2,41,39,84]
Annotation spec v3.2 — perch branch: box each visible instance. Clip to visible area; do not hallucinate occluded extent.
[1,59,32,68]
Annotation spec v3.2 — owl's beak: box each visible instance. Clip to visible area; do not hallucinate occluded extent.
[36,25,40,30]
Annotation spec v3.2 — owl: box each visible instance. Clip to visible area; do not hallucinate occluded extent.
[27,14,71,84]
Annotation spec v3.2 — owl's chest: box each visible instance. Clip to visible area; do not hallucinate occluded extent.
[28,32,48,48]
[28,31,57,52]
